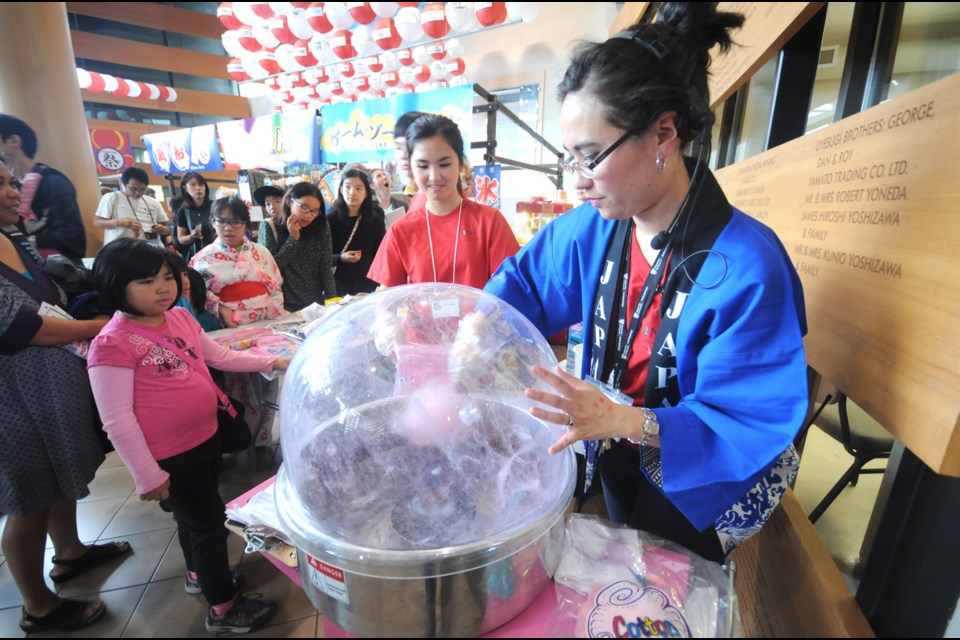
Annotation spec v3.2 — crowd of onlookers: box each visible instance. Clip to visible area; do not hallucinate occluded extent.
[0,109,519,634]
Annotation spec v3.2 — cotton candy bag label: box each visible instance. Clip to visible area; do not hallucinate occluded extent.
[578,581,691,638]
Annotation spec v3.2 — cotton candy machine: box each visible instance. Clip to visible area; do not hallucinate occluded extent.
[275,283,576,637]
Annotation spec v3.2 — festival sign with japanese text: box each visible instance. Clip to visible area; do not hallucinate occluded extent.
[320,85,474,164]
[88,129,135,175]
[473,164,501,209]
[217,111,321,171]
[142,124,223,174]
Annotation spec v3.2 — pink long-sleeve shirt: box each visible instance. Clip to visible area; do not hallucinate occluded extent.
[88,308,276,494]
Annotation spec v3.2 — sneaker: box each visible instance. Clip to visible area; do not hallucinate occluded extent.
[205,595,276,633]
[185,572,245,595]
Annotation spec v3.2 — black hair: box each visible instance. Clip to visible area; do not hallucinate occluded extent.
[186,267,208,314]
[121,166,149,186]
[557,2,743,142]
[179,172,211,208]
[278,181,326,243]
[211,196,251,226]
[404,113,465,167]
[168,194,185,214]
[0,114,38,158]
[328,169,376,223]
[394,110,428,139]
[94,238,182,316]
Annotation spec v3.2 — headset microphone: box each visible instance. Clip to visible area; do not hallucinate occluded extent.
[650,231,668,250]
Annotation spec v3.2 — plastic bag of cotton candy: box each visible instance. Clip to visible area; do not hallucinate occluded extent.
[280,283,575,550]
[542,515,740,638]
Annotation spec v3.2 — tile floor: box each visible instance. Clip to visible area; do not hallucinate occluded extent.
[0,424,882,638]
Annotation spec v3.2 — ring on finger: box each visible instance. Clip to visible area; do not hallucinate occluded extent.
[565,414,574,428]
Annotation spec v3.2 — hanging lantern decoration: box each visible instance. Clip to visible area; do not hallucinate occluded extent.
[269,2,294,15]
[419,3,450,39]
[396,48,414,66]
[304,66,329,84]
[250,2,275,19]
[445,2,477,32]
[232,2,263,26]
[309,34,333,65]
[218,3,244,29]
[506,2,540,22]
[445,57,466,76]
[287,8,316,39]
[382,70,400,86]
[291,71,308,86]
[427,41,446,60]
[306,2,333,33]
[411,45,430,65]
[228,57,252,81]
[236,28,261,52]
[243,54,270,79]
[394,5,423,42]
[445,37,463,57]
[125,80,143,98]
[352,24,378,56]
[370,2,399,18]
[266,76,282,90]
[399,63,429,85]
[275,43,303,71]
[347,2,376,24]
[292,38,318,66]
[380,50,400,70]
[254,22,281,48]
[329,79,345,95]
[475,2,507,27]
[352,75,371,92]
[372,17,402,50]
[325,2,354,29]
[86,72,106,93]
[329,28,357,59]
[429,59,449,80]
[76,68,93,90]
[369,72,384,89]
[101,74,120,93]
[255,49,282,74]
[338,61,356,78]
[270,16,298,44]
[364,55,383,72]
[114,78,134,97]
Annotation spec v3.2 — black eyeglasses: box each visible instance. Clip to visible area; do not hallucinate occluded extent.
[212,218,245,229]
[292,199,322,217]
[562,129,641,179]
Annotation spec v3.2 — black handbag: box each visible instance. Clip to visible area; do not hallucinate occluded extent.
[217,395,251,453]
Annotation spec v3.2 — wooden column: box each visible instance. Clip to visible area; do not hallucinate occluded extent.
[0,2,103,256]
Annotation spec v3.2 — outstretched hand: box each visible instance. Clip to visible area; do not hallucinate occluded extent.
[525,365,636,454]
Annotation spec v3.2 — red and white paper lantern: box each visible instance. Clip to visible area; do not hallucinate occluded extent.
[427,41,446,60]
[228,57,251,81]
[394,6,423,42]
[372,17,402,50]
[287,8,315,39]
[254,22,281,48]
[218,3,244,30]
[292,38,318,66]
[325,2,354,29]
[306,2,333,33]
[475,2,506,26]
[445,2,477,32]
[364,55,383,72]
[269,14,298,43]
[370,2,399,18]
[347,2,376,24]
[330,29,357,59]
[396,48,414,66]
[419,3,449,39]
[445,57,466,76]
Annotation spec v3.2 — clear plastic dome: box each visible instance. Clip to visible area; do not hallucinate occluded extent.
[276,283,574,552]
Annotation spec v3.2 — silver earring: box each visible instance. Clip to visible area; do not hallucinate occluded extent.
[655,152,666,175]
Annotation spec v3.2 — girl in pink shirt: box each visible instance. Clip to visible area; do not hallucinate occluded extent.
[87,238,287,634]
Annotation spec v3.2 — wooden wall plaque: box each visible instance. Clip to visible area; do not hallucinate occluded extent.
[714,73,960,476]
[709,2,825,109]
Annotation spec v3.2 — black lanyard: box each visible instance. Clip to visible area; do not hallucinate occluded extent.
[595,219,674,391]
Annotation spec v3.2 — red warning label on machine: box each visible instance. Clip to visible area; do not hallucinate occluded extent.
[306,554,349,604]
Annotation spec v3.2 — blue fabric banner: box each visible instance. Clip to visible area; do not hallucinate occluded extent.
[142,124,223,174]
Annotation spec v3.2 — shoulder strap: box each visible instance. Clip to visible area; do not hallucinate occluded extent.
[117,328,237,416]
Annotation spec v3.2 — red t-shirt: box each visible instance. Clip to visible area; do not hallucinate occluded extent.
[619,233,665,405]
[368,198,520,290]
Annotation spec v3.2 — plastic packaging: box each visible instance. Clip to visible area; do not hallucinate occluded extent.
[545,515,740,638]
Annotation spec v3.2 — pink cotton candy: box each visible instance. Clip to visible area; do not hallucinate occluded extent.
[394,380,469,447]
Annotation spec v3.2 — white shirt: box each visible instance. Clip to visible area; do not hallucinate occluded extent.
[95,191,169,246]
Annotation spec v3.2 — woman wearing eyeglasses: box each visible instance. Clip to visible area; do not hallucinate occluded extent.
[483,4,807,561]
[259,182,336,312]
[189,197,285,328]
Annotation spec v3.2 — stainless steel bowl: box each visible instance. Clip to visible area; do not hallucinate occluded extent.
[275,453,574,637]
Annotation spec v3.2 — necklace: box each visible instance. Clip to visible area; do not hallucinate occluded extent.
[425,198,463,284]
